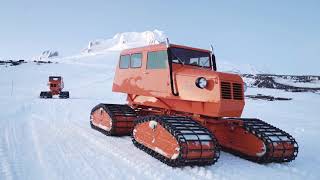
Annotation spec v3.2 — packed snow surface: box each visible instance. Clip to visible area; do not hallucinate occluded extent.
[0,31,319,180]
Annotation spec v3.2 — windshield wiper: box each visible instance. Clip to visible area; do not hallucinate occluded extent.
[174,56,185,65]
[169,49,184,65]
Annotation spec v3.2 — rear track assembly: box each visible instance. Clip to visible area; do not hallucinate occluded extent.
[90,104,137,136]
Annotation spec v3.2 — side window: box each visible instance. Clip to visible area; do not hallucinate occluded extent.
[119,55,130,69]
[147,51,168,69]
[130,53,142,68]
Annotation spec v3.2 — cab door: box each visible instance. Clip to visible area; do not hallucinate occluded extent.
[140,50,170,96]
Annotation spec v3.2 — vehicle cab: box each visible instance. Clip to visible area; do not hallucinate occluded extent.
[112,43,245,117]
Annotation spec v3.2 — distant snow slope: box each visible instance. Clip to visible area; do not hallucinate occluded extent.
[273,77,320,88]
[35,50,59,60]
[0,31,319,180]
[218,61,267,75]
[82,30,167,54]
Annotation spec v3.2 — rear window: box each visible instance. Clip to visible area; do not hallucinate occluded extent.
[130,53,142,68]
[119,55,130,69]
[147,51,168,69]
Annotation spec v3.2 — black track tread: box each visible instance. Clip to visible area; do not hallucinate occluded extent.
[132,115,220,167]
[59,91,69,99]
[223,118,298,163]
[39,91,52,98]
[90,103,137,136]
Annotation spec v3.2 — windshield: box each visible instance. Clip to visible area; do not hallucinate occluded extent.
[169,47,211,68]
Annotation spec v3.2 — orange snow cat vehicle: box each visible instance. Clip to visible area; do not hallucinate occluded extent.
[40,76,69,99]
[90,41,298,167]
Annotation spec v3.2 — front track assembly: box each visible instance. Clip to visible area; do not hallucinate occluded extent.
[241,118,298,163]
[212,118,299,163]
[132,115,220,167]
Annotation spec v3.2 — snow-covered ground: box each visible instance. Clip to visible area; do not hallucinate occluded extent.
[1,53,319,180]
[0,31,319,180]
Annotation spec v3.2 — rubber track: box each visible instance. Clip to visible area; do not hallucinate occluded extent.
[132,115,220,167]
[223,118,299,163]
[39,91,52,99]
[90,104,137,136]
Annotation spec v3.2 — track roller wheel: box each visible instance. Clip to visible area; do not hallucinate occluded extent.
[132,115,220,167]
[90,103,137,136]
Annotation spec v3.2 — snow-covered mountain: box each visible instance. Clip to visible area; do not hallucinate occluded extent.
[37,50,59,60]
[82,29,167,54]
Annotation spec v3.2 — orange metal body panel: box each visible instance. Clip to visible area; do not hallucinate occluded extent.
[205,119,265,157]
[113,44,244,118]
[203,118,295,158]
[133,121,215,160]
[133,122,180,159]
[113,44,170,97]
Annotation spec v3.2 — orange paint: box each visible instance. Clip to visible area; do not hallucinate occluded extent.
[91,107,112,131]
[205,120,266,157]
[48,76,64,95]
[133,121,180,159]
[113,43,245,118]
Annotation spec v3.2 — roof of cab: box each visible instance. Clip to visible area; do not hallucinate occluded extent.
[120,43,211,55]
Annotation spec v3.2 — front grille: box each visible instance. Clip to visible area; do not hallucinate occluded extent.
[233,83,243,100]
[221,82,243,100]
[221,82,232,99]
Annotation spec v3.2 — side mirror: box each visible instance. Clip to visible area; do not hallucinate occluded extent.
[212,54,217,71]
[210,44,217,71]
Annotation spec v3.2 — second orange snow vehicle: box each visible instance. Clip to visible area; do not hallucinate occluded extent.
[90,41,298,167]
[40,76,69,99]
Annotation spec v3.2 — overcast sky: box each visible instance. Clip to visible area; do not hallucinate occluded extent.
[0,0,319,75]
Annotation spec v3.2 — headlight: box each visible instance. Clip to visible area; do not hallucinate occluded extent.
[195,77,207,89]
